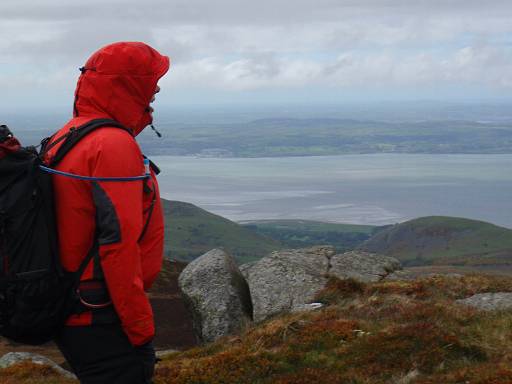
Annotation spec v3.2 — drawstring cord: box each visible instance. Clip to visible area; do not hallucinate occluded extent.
[39,158,151,182]
[150,124,162,137]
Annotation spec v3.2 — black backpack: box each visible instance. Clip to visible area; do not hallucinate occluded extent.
[0,118,131,345]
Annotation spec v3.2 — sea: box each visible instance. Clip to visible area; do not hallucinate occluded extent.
[151,154,512,228]
[5,109,511,228]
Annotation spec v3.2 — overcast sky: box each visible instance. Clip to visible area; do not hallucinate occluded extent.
[2,0,512,112]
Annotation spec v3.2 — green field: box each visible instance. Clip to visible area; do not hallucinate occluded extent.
[241,219,378,253]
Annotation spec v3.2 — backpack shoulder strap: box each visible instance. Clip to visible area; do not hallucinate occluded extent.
[49,118,132,167]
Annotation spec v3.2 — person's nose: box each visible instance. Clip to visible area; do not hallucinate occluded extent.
[151,86,160,103]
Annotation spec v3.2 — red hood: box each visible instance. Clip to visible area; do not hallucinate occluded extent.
[73,42,170,135]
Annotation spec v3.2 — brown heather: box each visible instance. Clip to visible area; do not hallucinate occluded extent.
[0,361,76,384]
[3,273,512,383]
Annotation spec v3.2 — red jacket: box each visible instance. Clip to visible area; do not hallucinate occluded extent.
[44,42,170,346]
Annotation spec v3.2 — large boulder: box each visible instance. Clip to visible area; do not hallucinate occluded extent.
[243,246,333,322]
[0,352,76,379]
[456,292,512,311]
[178,249,253,343]
[239,261,256,279]
[329,251,402,282]
[242,246,401,322]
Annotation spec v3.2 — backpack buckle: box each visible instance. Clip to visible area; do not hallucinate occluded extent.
[76,280,113,309]
[76,288,112,309]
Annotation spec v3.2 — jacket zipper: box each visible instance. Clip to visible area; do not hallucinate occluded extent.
[139,179,156,242]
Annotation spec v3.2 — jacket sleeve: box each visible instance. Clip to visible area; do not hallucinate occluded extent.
[90,128,154,346]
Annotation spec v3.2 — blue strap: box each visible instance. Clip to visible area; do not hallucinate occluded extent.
[39,165,149,182]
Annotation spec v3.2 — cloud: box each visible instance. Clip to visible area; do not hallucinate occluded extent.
[3,0,512,25]
[1,0,512,106]
[160,42,512,90]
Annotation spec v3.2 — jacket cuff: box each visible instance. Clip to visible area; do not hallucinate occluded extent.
[123,319,155,346]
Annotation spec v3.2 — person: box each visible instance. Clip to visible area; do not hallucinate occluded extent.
[44,42,170,383]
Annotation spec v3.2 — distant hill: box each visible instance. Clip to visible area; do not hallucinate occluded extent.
[359,216,512,266]
[133,118,512,157]
[241,219,377,253]
[162,203,512,267]
[162,199,283,263]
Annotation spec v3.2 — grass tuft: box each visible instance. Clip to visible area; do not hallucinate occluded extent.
[0,362,76,384]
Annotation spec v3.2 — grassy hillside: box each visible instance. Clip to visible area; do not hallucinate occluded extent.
[162,205,512,266]
[360,216,512,266]
[242,219,378,253]
[149,274,512,384]
[162,199,283,263]
[6,274,512,383]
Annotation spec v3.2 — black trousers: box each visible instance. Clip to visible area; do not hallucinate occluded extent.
[55,324,156,384]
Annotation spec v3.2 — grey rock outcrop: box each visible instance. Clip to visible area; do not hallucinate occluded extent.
[456,292,512,311]
[386,269,418,280]
[242,245,401,322]
[329,251,401,282]
[239,261,256,279]
[244,246,332,322]
[291,302,324,313]
[0,352,76,379]
[178,248,253,343]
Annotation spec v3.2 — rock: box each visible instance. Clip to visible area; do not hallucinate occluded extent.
[244,246,332,322]
[396,369,421,384]
[291,302,324,313]
[456,292,512,311]
[329,251,401,282]
[0,352,76,379]
[307,245,337,258]
[239,261,256,279]
[178,248,253,343]
[156,349,179,359]
[386,269,418,280]
[244,246,402,322]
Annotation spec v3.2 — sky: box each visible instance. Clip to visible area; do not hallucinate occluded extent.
[2,0,512,112]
